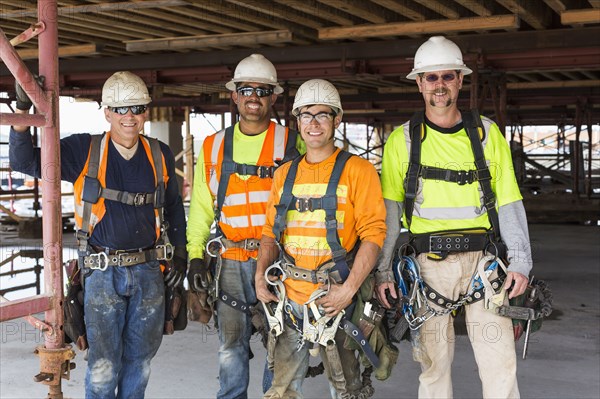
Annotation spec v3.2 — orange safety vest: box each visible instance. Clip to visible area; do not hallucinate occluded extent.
[203,122,293,261]
[74,131,169,242]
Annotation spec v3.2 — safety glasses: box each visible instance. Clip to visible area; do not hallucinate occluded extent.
[422,73,458,83]
[236,86,273,98]
[109,105,147,115]
[298,111,336,124]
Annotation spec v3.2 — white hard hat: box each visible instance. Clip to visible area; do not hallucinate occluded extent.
[406,36,472,80]
[292,79,343,117]
[225,54,283,94]
[101,71,152,107]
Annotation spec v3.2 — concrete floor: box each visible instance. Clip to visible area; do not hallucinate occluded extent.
[0,223,598,399]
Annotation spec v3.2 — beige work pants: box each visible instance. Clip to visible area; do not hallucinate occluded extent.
[414,251,520,399]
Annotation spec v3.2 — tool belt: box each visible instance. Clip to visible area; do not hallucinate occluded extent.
[82,244,173,270]
[411,231,489,254]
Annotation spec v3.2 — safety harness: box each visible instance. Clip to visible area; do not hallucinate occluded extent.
[207,125,300,315]
[404,109,505,260]
[267,150,379,398]
[76,133,173,269]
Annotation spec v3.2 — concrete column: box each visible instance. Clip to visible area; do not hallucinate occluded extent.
[149,107,185,196]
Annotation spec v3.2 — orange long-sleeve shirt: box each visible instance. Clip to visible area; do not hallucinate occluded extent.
[263,148,387,304]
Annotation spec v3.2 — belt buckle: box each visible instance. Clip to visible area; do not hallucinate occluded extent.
[457,171,469,185]
[428,235,443,253]
[156,243,174,261]
[244,239,259,251]
[89,252,109,271]
[133,193,146,206]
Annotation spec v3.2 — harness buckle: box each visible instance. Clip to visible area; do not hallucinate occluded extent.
[133,193,146,206]
[156,243,174,261]
[295,198,312,212]
[257,166,274,179]
[88,252,109,271]
[456,171,470,185]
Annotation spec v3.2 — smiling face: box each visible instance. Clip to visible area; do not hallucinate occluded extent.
[416,70,463,110]
[231,81,277,133]
[104,105,148,148]
[297,104,341,158]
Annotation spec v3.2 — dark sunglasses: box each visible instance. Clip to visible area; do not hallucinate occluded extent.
[110,105,147,115]
[422,73,458,83]
[236,86,273,98]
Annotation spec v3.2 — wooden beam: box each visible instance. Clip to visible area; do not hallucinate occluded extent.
[452,0,493,16]
[16,44,99,60]
[370,0,426,21]
[561,9,600,25]
[542,0,566,13]
[495,0,548,29]
[0,0,189,18]
[274,0,355,26]
[316,0,388,24]
[413,0,460,19]
[319,14,519,40]
[125,30,293,52]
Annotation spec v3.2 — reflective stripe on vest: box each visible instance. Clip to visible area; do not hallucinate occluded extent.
[73,132,168,240]
[203,122,291,258]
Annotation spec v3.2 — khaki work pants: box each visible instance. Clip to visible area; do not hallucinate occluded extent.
[414,251,520,399]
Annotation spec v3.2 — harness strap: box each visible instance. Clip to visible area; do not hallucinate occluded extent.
[273,150,354,280]
[462,110,502,244]
[422,277,503,309]
[404,111,425,231]
[214,126,235,238]
[218,288,254,315]
[340,318,380,369]
[82,244,173,270]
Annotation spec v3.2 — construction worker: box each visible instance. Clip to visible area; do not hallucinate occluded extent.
[256,79,387,399]
[9,71,187,399]
[375,36,533,398]
[186,53,305,398]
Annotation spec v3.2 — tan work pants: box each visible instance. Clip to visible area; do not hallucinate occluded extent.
[414,251,520,399]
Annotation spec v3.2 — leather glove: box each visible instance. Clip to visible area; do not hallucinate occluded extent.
[15,75,44,111]
[164,246,187,288]
[188,257,210,292]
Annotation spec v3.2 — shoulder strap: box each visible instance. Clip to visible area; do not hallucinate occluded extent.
[272,155,303,241]
[404,111,425,231]
[281,128,300,163]
[79,134,104,238]
[462,109,501,242]
[214,126,236,238]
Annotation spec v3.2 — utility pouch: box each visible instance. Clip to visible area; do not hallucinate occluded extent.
[164,284,188,335]
[509,284,543,341]
[64,259,88,351]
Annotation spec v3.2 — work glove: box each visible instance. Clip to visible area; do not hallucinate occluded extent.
[188,257,210,292]
[164,246,187,288]
[15,75,44,111]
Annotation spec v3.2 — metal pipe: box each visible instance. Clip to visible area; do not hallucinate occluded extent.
[38,0,64,351]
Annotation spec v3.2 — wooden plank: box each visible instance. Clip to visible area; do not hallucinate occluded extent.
[16,43,99,60]
[274,0,355,26]
[0,0,189,18]
[316,0,388,24]
[319,14,519,40]
[561,9,600,24]
[125,30,293,52]
[507,79,600,89]
[542,0,566,13]
[370,0,426,21]
[414,0,460,19]
[452,0,493,16]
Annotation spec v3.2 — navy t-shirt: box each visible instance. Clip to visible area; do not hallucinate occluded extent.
[9,129,186,250]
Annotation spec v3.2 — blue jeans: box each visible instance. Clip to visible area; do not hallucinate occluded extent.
[83,260,165,399]
[216,257,272,399]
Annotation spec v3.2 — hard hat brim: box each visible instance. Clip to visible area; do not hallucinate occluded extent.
[225,79,283,94]
[101,98,152,107]
[406,64,473,80]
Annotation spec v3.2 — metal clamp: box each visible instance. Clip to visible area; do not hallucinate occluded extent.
[88,252,108,271]
[265,261,287,285]
[156,243,174,261]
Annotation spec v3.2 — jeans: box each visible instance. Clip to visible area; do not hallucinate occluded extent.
[216,257,272,399]
[83,260,165,399]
